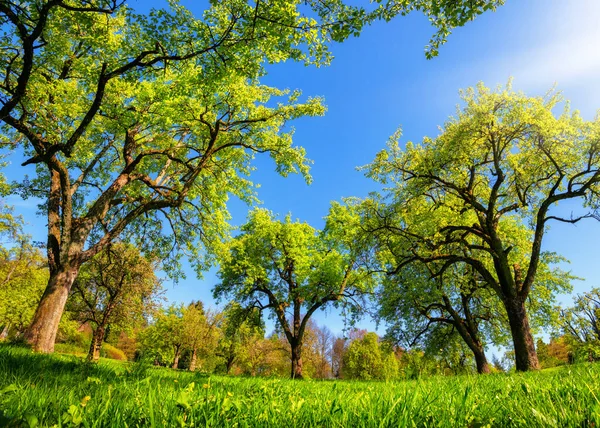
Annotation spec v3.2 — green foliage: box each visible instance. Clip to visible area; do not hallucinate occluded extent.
[0,0,503,279]
[100,343,127,361]
[342,332,398,380]
[68,243,162,335]
[0,234,48,337]
[218,303,265,374]
[138,304,184,365]
[4,344,600,426]
[215,207,375,377]
[215,207,373,327]
[361,83,593,369]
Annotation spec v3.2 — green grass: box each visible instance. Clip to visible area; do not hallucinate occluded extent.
[1,345,599,427]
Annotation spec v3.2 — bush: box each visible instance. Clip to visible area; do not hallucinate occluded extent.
[101,343,127,361]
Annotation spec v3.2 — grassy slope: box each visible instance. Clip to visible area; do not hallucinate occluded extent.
[1,345,599,427]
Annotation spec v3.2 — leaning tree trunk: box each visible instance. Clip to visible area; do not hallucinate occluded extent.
[473,347,491,374]
[290,342,303,379]
[0,323,10,340]
[504,296,540,371]
[172,345,181,369]
[454,326,490,374]
[226,355,235,374]
[189,347,198,371]
[24,266,80,353]
[87,325,106,362]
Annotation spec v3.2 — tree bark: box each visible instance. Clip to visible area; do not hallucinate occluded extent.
[24,266,79,353]
[189,347,197,371]
[172,345,181,369]
[473,347,491,374]
[226,355,235,374]
[504,296,540,371]
[456,328,490,374]
[290,341,303,379]
[87,325,106,362]
[0,323,10,340]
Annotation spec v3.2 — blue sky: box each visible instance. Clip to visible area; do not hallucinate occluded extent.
[5,0,600,338]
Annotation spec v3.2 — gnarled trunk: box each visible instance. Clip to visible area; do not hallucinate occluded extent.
[504,296,540,371]
[189,347,198,371]
[24,266,79,353]
[87,325,106,362]
[291,342,303,379]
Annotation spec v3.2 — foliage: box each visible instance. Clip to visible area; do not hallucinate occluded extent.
[182,302,223,372]
[100,343,127,361]
[560,287,600,344]
[215,207,375,377]
[536,337,571,369]
[0,245,47,337]
[68,243,161,330]
[218,303,265,374]
[138,304,185,366]
[4,344,600,426]
[342,332,398,380]
[0,229,47,337]
[362,83,590,370]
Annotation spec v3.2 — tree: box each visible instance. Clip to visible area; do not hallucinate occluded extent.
[312,324,335,378]
[218,303,264,374]
[0,238,48,339]
[215,208,374,378]
[67,243,161,361]
[138,304,185,367]
[378,262,499,374]
[182,302,223,372]
[560,288,600,362]
[561,288,600,343]
[331,337,346,378]
[342,332,398,380]
[0,0,503,354]
[363,83,594,371]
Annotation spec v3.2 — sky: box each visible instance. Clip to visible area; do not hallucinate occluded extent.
[5,0,600,338]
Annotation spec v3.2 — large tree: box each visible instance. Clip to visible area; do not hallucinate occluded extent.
[67,242,161,361]
[364,83,596,371]
[0,0,503,353]
[215,208,374,379]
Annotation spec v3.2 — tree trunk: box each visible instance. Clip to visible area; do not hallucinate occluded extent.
[455,328,490,374]
[172,345,181,369]
[189,347,197,371]
[473,348,491,374]
[290,342,303,379]
[0,323,10,340]
[504,296,540,371]
[24,266,79,353]
[87,325,106,362]
[226,355,235,374]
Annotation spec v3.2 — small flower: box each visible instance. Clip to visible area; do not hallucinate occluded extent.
[81,396,91,407]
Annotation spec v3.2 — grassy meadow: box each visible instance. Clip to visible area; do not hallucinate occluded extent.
[1,345,599,427]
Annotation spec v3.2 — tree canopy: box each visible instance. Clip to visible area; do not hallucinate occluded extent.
[0,0,505,354]
[362,83,594,370]
[215,207,375,378]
